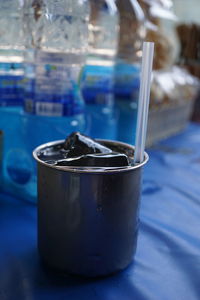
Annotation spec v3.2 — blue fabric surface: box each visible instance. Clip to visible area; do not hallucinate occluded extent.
[1,123,200,300]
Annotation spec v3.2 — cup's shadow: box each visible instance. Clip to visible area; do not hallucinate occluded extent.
[31,250,145,300]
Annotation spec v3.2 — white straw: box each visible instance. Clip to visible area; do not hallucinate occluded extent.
[134,42,154,164]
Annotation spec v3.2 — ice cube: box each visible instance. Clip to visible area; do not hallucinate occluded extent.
[63,132,112,157]
[56,152,129,168]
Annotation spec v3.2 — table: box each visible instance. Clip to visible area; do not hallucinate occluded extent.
[1,123,200,300]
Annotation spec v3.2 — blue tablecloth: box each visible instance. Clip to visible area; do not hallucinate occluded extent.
[1,123,200,300]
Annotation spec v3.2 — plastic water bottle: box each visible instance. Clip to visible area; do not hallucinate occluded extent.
[0,0,24,109]
[0,1,26,197]
[114,0,145,145]
[80,0,118,140]
[3,0,89,202]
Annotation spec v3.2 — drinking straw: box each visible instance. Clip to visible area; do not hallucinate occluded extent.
[105,0,117,14]
[134,42,154,164]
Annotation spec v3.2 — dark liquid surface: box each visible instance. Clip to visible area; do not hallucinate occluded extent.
[37,132,134,168]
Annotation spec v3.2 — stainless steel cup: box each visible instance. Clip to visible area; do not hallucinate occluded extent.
[33,140,148,277]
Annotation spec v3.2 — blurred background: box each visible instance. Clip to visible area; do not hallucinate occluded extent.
[0,0,199,203]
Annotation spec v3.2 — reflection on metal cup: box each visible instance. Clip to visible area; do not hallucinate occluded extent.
[33,139,148,277]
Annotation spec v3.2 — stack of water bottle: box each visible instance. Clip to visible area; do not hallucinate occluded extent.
[0,0,145,203]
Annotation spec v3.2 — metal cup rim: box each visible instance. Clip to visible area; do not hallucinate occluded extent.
[33,139,149,174]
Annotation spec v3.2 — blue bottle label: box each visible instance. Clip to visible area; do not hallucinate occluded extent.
[81,62,140,104]
[0,72,24,106]
[24,51,84,117]
[81,64,114,105]
[114,63,140,101]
